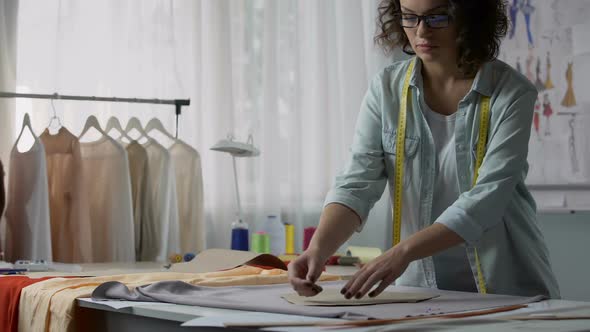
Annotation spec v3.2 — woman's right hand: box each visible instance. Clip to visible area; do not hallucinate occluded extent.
[287,250,325,297]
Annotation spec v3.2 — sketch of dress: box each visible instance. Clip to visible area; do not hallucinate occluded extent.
[534,57,545,91]
[544,52,554,89]
[568,116,580,173]
[521,0,535,46]
[561,62,577,107]
[525,48,535,82]
[533,97,541,138]
[508,0,519,39]
[542,93,553,136]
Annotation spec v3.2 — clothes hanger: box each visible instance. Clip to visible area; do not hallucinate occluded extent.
[124,117,149,141]
[144,118,177,142]
[78,115,107,140]
[105,116,133,142]
[46,96,62,132]
[15,113,37,144]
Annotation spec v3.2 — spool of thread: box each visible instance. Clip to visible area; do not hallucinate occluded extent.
[251,232,270,254]
[346,246,382,264]
[231,227,249,251]
[303,227,316,251]
[183,252,196,262]
[169,254,183,263]
[284,223,295,254]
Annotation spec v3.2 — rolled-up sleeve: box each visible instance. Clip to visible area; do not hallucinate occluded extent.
[324,74,390,231]
[436,89,537,245]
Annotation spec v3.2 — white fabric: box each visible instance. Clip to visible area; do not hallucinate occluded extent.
[4,135,52,261]
[140,138,180,262]
[14,0,393,250]
[422,102,475,292]
[170,141,205,253]
[80,136,135,262]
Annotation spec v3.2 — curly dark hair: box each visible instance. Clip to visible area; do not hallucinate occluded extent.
[375,0,508,76]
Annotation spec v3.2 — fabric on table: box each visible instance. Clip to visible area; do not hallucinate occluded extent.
[18,265,339,332]
[93,281,545,321]
[0,276,58,332]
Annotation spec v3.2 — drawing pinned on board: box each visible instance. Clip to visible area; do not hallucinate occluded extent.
[568,115,579,173]
[542,93,553,136]
[544,52,554,90]
[525,47,535,82]
[533,97,541,139]
[521,0,535,46]
[534,56,545,91]
[561,62,577,107]
[508,0,519,39]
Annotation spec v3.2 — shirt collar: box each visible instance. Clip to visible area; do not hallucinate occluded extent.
[409,57,494,97]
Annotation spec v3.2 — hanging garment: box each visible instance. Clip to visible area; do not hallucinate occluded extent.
[4,137,52,262]
[40,128,92,263]
[140,138,180,262]
[170,141,205,253]
[80,137,134,262]
[124,141,150,259]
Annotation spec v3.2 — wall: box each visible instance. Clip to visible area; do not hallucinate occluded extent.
[538,211,590,301]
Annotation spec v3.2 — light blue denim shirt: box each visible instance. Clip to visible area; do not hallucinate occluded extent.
[324,57,560,298]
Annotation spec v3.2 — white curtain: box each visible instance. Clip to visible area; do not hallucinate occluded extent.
[15,0,398,251]
[0,0,18,167]
[0,0,18,249]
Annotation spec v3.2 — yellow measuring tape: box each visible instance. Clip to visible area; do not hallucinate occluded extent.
[392,57,490,294]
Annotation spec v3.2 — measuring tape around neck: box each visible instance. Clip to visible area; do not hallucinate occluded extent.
[393,57,491,294]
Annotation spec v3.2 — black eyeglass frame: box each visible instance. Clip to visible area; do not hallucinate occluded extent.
[394,13,452,29]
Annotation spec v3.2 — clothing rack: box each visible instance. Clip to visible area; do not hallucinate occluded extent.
[0,91,190,138]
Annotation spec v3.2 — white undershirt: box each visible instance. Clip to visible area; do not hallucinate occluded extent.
[422,101,477,292]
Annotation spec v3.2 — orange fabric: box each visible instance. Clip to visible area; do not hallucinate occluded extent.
[0,277,57,332]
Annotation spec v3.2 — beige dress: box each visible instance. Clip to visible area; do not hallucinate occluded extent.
[170,141,205,253]
[41,128,92,263]
[125,141,150,259]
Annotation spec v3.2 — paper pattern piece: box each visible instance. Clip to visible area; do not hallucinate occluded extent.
[168,248,287,273]
[282,289,439,306]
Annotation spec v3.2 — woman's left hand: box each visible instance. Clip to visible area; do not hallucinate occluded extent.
[340,247,411,299]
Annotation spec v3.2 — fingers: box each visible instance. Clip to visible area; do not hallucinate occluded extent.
[288,258,323,297]
[356,272,386,299]
[369,275,396,298]
[306,260,321,284]
[341,265,373,299]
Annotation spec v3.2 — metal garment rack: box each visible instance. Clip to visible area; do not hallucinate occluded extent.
[0,91,190,138]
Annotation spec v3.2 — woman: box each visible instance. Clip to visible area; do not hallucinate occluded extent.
[288,0,560,299]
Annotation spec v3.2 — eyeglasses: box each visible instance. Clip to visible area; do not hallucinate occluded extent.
[395,13,451,29]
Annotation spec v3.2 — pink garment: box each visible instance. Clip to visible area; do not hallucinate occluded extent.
[41,128,93,263]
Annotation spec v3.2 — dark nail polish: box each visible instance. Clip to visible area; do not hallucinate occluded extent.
[355,293,362,299]
[345,292,352,299]
[340,288,347,295]
[368,292,375,297]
